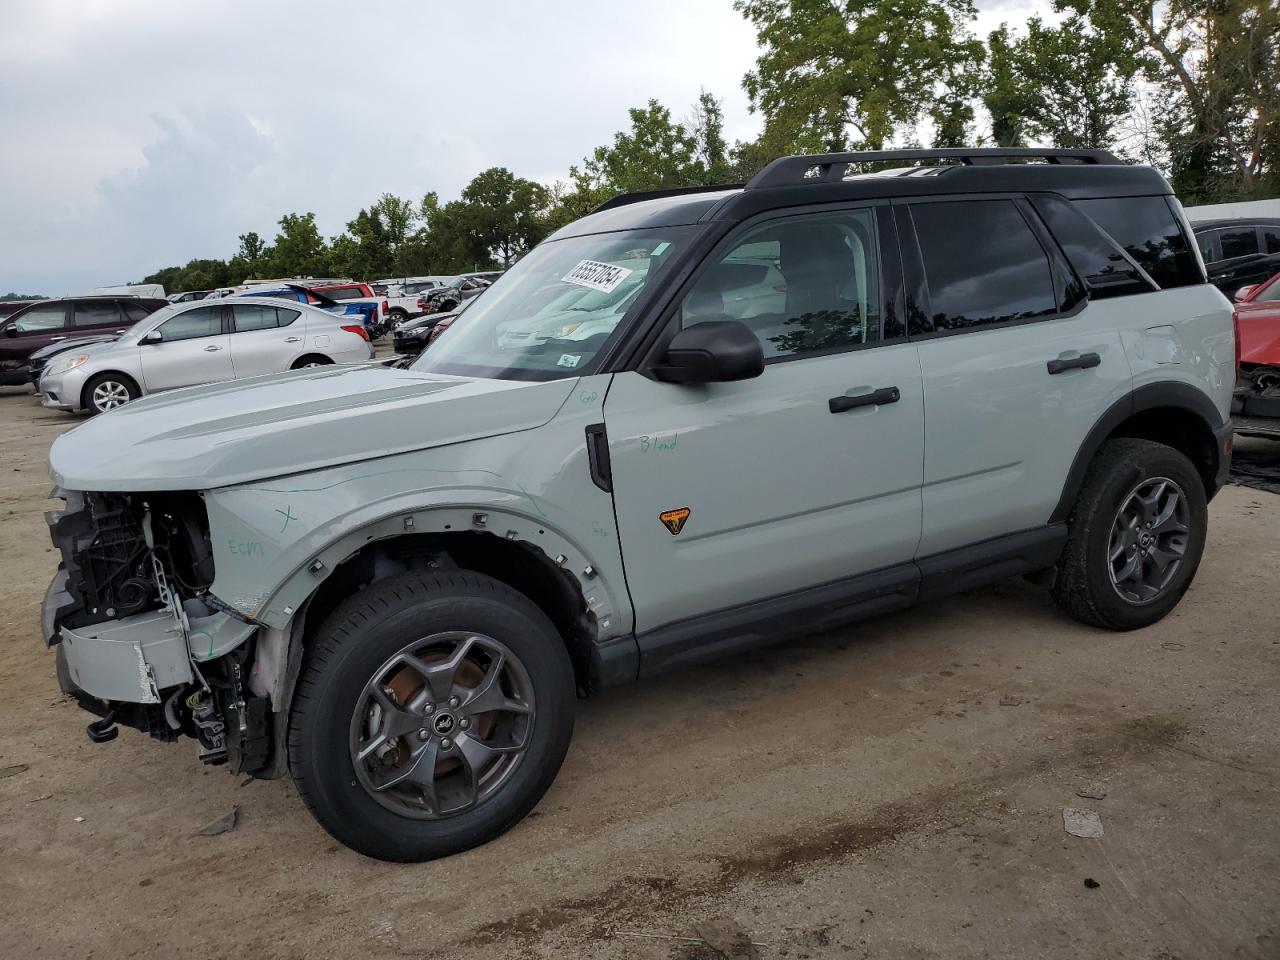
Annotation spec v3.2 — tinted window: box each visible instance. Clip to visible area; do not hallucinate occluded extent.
[1265,228,1280,255]
[911,200,1056,331]
[1031,196,1153,299]
[72,301,123,328]
[1076,197,1201,289]
[277,307,300,327]
[11,304,66,333]
[1195,230,1216,261]
[122,303,151,323]
[1219,227,1260,260]
[159,306,222,341]
[682,208,881,360]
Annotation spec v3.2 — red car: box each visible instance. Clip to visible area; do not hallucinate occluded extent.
[1232,271,1280,437]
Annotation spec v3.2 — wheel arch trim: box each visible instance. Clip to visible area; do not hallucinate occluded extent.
[1050,381,1226,524]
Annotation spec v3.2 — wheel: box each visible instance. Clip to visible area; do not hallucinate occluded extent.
[1051,438,1207,630]
[389,309,407,325]
[291,355,332,370]
[288,571,576,862]
[83,373,138,414]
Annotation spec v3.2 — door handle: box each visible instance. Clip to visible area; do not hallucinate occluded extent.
[1046,352,1101,375]
[203,344,222,352]
[829,386,900,413]
[283,336,302,343]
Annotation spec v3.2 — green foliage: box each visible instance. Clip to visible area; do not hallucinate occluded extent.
[268,212,329,278]
[982,16,1138,151]
[1,292,45,301]
[735,0,985,150]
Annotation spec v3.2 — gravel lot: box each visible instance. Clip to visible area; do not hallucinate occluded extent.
[1,380,1278,960]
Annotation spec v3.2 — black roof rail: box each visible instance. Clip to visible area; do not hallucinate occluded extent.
[747,148,1124,190]
[592,182,744,213]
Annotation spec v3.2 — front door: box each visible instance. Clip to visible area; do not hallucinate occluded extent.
[604,206,925,634]
[138,304,234,392]
[0,302,69,381]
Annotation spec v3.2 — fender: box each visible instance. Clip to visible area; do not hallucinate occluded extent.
[1050,381,1227,524]
[207,494,631,641]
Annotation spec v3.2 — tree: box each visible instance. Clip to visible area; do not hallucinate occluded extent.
[576,100,706,194]
[687,90,732,182]
[458,167,550,268]
[268,212,330,277]
[735,0,986,151]
[1061,0,1280,200]
[982,16,1138,150]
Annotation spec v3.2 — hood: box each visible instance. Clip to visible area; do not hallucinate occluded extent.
[49,364,579,492]
[31,335,119,361]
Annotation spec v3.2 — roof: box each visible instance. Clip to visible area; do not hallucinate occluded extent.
[554,148,1174,240]
[1184,198,1280,223]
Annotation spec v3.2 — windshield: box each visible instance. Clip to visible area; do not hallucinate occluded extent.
[1255,276,1280,302]
[413,227,694,381]
[118,302,182,340]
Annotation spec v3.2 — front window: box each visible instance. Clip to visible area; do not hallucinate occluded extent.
[11,303,66,333]
[413,227,695,380]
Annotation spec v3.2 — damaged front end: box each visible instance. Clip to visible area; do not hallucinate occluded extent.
[44,489,275,774]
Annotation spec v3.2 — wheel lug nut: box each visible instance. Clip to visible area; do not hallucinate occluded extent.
[448,696,460,708]
[423,702,434,713]
[418,728,430,740]
[440,738,452,750]
[460,718,471,730]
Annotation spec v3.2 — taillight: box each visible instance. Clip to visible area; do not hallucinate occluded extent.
[382,299,389,316]
[341,324,370,342]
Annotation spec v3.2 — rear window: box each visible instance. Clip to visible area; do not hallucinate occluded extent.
[1031,196,1154,299]
[1075,197,1202,289]
[319,286,365,300]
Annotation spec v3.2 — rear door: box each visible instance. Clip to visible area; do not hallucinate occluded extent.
[228,303,304,378]
[901,196,1133,557]
[138,304,234,391]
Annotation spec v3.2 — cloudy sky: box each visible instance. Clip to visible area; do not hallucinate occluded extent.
[2,0,1049,295]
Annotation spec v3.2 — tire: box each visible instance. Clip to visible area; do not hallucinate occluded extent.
[82,372,139,414]
[291,355,332,370]
[288,570,576,862]
[1051,438,1207,630]
[389,309,407,324]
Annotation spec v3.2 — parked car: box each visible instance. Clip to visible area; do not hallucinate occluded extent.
[167,290,213,303]
[0,296,167,387]
[392,302,468,354]
[37,296,373,414]
[1191,218,1280,295]
[1229,270,1280,438]
[242,282,388,339]
[377,276,452,324]
[417,274,488,314]
[42,147,1234,863]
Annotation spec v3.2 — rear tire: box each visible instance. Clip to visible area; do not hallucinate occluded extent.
[82,372,138,414]
[291,355,332,369]
[288,571,576,862]
[1051,438,1207,630]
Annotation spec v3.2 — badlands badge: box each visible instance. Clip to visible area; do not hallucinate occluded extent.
[658,507,691,536]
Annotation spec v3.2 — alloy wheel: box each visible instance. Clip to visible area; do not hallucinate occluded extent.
[1107,476,1190,604]
[349,632,535,819]
[91,381,131,411]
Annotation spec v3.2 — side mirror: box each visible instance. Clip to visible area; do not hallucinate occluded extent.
[2,326,15,337]
[651,320,764,384]
[141,329,163,344]
[1234,285,1257,302]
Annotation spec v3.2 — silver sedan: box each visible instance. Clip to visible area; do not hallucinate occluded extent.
[38,297,375,415]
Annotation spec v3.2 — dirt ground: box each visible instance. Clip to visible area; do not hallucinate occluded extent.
[1,380,1278,960]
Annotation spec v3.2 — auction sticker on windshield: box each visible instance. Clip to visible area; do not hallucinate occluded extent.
[562,259,633,293]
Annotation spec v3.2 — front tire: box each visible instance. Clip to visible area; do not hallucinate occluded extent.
[1051,438,1207,630]
[83,373,138,414]
[288,571,576,862]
